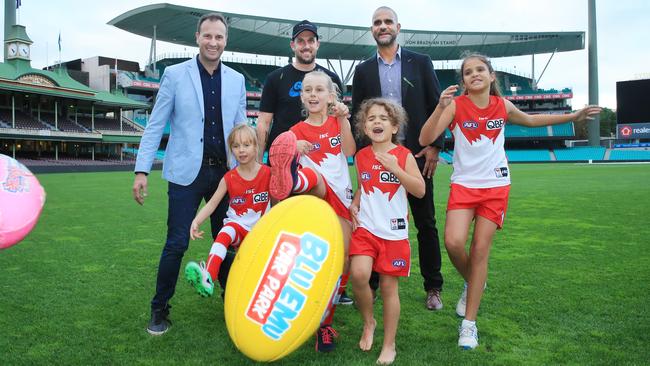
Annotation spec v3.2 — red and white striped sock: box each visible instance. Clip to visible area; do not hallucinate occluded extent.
[206,224,240,281]
[293,167,319,194]
[322,273,349,325]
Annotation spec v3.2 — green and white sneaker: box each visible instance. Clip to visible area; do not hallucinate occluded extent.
[185,261,214,297]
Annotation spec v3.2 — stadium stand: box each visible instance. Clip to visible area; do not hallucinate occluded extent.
[505,124,549,138]
[554,146,605,161]
[54,119,90,133]
[608,149,650,161]
[226,62,279,91]
[551,122,575,137]
[506,149,552,162]
[38,113,89,133]
[76,116,140,132]
[0,110,50,130]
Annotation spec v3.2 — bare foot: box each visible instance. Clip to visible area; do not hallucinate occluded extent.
[359,318,376,351]
[376,343,396,365]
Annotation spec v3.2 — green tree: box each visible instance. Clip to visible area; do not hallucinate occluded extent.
[599,107,617,137]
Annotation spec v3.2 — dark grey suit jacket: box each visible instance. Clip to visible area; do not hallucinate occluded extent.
[351,47,444,152]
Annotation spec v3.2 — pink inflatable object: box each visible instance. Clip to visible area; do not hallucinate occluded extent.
[0,154,46,249]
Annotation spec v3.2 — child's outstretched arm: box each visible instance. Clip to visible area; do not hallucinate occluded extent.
[190,178,228,240]
[375,151,425,198]
[506,99,602,127]
[419,85,458,146]
[332,101,356,156]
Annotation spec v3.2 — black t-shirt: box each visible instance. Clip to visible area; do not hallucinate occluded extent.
[259,64,342,150]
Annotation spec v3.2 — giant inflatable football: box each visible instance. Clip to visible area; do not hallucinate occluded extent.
[0,154,46,250]
[224,195,344,362]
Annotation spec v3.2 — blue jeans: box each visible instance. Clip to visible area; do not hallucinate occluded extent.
[151,164,228,311]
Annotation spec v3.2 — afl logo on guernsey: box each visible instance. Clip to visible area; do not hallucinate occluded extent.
[487,118,504,130]
[379,171,400,184]
[360,172,371,182]
[232,196,246,205]
[462,121,478,130]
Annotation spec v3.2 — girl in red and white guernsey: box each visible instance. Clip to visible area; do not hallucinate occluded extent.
[268,70,355,352]
[349,98,425,365]
[419,53,601,350]
[184,124,271,298]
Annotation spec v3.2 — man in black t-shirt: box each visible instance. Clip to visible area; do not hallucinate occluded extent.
[256,20,342,158]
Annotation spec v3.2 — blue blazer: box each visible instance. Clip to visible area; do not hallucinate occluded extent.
[135,58,247,185]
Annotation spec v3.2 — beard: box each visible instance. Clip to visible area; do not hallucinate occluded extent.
[373,32,397,47]
[295,52,315,65]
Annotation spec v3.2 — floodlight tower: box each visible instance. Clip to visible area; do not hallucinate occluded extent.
[588,0,601,146]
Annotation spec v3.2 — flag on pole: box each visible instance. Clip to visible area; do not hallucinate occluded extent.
[16,0,21,9]
[58,32,61,52]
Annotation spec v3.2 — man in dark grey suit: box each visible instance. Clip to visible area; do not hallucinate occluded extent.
[351,6,445,310]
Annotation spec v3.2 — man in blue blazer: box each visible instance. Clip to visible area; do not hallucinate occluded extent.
[351,7,446,312]
[132,13,246,335]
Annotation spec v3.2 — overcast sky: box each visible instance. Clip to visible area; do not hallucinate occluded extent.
[3,0,649,109]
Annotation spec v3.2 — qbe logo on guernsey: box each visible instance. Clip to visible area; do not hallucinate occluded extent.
[246,232,330,340]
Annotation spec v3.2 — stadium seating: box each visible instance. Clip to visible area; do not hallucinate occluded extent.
[55,119,90,133]
[505,124,549,138]
[0,110,51,130]
[129,147,165,161]
[77,116,140,132]
[554,146,605,161]
[226,62,279,91]
[551,122,575,137]
[39,113,89,133]
[608,149,650,161]
[436,69,458,89]
[506,149,551,162]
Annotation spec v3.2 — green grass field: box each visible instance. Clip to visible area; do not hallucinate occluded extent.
[1,163,649,365]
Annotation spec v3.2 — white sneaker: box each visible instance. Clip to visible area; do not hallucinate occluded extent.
[458,321,479,350]
[456,282,486,317]
[184,260,214,297]
[456,283,468,317]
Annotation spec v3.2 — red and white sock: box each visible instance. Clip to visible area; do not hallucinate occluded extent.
[293,167,319,194]
[206,224,242,281]
[322,273,349,325]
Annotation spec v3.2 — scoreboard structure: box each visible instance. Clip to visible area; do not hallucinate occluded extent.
[616,79,650,139]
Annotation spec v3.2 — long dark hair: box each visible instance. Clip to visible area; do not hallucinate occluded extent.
[458,51,502,97]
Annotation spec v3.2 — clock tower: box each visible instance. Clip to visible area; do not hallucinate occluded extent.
[5,24,32,64]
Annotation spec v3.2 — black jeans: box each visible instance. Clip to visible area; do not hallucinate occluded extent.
[370,162,443,292]
[408,172,444,291]
[151,164,229,311]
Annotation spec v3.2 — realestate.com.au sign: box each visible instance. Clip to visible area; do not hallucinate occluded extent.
[617,123,650,139]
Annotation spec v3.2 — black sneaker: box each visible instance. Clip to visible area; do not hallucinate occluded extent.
[315,325,338,352]
[337,290,354,305]
[147,306,171,335]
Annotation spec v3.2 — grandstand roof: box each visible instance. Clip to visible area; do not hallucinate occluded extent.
[0,61,149,109]
[109,3,585,61]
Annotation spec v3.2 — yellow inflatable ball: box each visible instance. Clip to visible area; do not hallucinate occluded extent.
[224,195,344,362]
